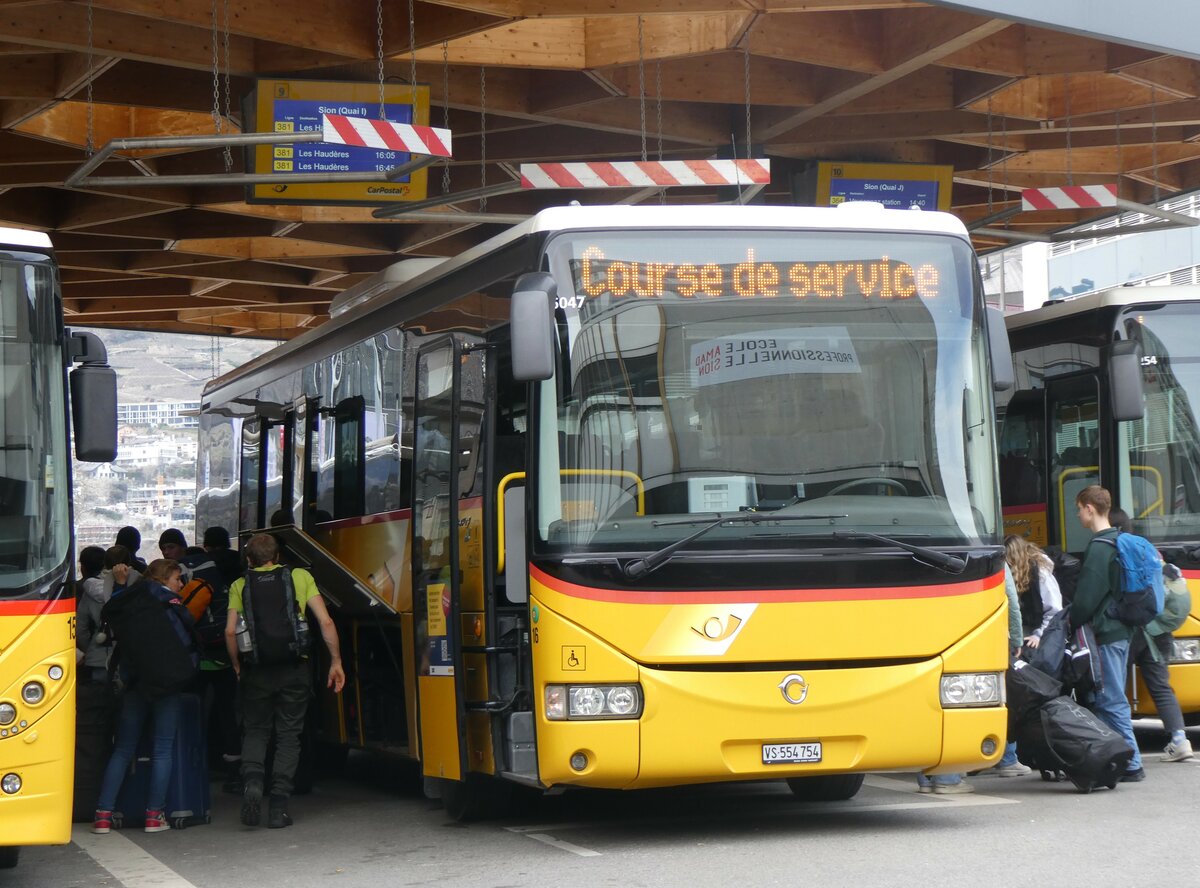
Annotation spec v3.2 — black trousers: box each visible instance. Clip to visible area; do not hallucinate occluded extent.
[240,661,311,798]
[1130,631,1185,736]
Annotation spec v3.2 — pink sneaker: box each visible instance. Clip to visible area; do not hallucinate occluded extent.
[92,810,113,834]
[144,810,170,833]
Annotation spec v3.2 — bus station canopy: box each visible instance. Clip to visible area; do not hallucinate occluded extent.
[2,0,1200,338]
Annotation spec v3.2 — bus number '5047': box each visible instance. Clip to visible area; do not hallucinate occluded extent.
[555,296,584,310]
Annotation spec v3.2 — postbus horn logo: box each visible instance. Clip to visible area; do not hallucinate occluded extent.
[778,674,809,705]
[691,614,742,642]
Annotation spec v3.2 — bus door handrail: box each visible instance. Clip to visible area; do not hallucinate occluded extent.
[1055,464,1163,538]
[496,469,646,573]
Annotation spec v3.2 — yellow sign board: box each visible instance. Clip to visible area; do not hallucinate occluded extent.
[814,161,953,212]
[250,79,432,205]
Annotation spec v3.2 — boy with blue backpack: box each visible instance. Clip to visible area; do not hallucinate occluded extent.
[1071,485,1146,782]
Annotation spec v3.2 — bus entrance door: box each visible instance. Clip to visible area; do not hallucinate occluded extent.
[412,337,469,782]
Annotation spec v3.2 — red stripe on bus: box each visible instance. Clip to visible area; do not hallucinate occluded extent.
[529,564,1000,605]
[1182,569,1200,581]
[0,598,75,616]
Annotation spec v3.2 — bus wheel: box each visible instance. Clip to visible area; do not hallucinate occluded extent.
[0,847,20,869]
[440,774,512,821]
[785,774,864,801]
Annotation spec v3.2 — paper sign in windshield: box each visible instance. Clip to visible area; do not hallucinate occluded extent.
[690,326,860,386]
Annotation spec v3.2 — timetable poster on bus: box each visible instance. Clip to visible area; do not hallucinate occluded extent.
[248,79,432,206]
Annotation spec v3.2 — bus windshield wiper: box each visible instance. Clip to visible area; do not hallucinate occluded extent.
[831,530,966,573]
[623,513,847,581]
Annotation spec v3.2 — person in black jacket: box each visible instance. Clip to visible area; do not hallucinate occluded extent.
[92,559,197,835]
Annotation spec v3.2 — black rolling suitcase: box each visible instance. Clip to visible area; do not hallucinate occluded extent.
[114,692,211,829]
[1016,695,1134,793]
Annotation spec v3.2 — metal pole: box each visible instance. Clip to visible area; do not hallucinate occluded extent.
[372,181,525,218]
[972,227,1050,243]
[1114,198,1200,228]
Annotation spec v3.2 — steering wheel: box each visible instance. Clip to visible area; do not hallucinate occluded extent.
[827,478,909,496]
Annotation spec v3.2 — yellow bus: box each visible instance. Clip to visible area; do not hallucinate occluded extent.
[999,286,1200,719]
[197,204,1013,817]
[0,228,117,867]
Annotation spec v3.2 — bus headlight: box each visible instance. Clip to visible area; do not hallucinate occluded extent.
[21,682,44,705]
[1,773,20,794]
[545,684,643,720]
[1170,639,1200,663]
[940,673,1003,708]
[0,703,14,725]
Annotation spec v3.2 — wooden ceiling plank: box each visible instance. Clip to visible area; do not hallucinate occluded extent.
[56,193,179,230]
[749,10,883,73]
[62,276,193,297]
[1116,57,1200,100]
[0,53,57,99]
[84,0,371,59]
[605,51,822,107]
[584,12,751,68]
[0,2,256,72]
[413,18,585,69]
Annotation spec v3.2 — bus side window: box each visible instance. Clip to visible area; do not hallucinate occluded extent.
[333,396,365,519]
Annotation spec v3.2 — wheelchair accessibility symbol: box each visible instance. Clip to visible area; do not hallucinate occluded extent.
[562,646,586,671]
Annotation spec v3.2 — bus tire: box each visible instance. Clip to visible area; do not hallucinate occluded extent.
[785,773,864,801]
[0,846,19,869]
[440,774,512,821]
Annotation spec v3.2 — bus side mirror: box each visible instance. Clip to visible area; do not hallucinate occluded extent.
[1107,340,1145,422]
[68,330,118,462]
[510,273,556,382]
[986,307,1014,392]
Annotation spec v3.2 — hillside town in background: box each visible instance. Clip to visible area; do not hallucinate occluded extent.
[72,330,272,552]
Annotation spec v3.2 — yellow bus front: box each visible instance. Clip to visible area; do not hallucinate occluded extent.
[523,212,1009,792]
[0,598,76,846]
[528,567,1007,789]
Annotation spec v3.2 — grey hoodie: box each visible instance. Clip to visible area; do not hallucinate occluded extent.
[77,567,142,670]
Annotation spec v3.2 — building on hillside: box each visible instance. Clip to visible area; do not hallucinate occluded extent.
[117,400,200,429]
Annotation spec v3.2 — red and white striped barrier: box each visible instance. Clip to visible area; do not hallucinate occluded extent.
[321,115,452,157]
[1021,184,1117,212]
[520,159,770,189]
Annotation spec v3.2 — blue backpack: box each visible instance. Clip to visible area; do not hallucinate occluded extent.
[1096,532,1166,627]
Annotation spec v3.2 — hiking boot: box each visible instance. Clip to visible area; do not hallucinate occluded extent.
[267,795,292,829]
[1164,737,1195,762]
[992,762,1032,777]
[144,810,170,833]
[241,778,264,827]
[92,810,113,835]
[1119,767,1146,783]
[932,781,975,795]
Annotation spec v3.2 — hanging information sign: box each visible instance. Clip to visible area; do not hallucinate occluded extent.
[249,79,432,205]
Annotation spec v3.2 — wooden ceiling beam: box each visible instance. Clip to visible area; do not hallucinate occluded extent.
[756,11,1012,140]
[169,236,388,261]
[62,276,194,298]
[1115,57,1200,100]
[749,11,883,73]
[56,193,178,230]
[605,51,824,107]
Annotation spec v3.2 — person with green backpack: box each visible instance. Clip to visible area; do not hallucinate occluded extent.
[1110,508,1194,762]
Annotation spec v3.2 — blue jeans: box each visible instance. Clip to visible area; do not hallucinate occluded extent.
[999,741,1019,767]
[1090,639,1143,772]
[917,773,963,787]
[96,691,182,813]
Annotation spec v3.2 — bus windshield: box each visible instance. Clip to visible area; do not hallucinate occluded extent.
[0,255,69,593]
[1118,304,1200,542]
[534,229,998,553]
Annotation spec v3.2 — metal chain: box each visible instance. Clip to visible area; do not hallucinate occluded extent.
[1151,84,1159,203]
[479,66,487,211]
[376,0,386,119]
[210,0,222,135]
[637,16,647,162]
[986,95,994,215]
[1001,106,1009,200]
[1115,108,1122,200]
[655,57,664,204]
[221,0,232,170]
[408,0,417,90]
[442,39,451,194]
[743,42,752,159]
[86,0,95,155]
[1063,74,1072,186]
